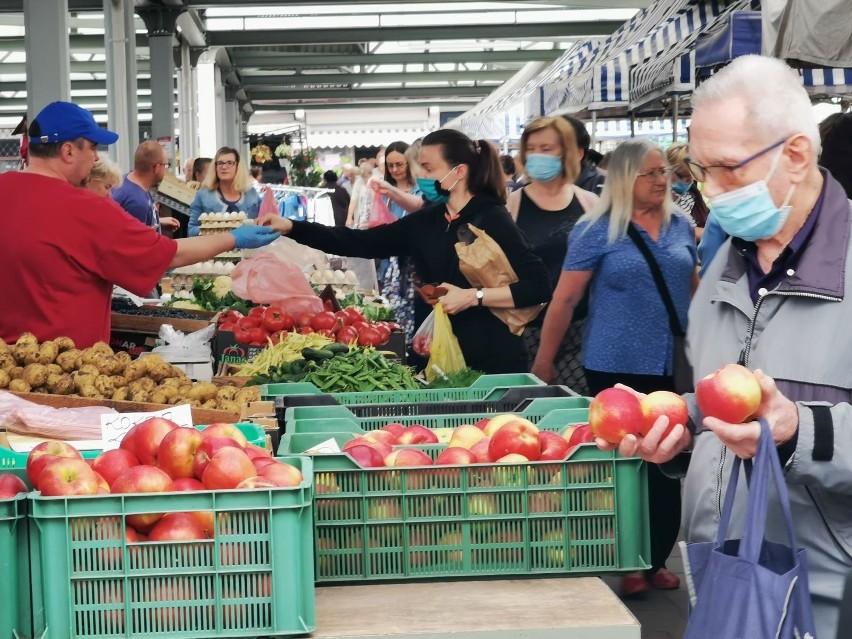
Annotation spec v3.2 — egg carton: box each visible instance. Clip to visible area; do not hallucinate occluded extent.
[198,211,248,223]
[172,261,237,277]
[308,268,361,287]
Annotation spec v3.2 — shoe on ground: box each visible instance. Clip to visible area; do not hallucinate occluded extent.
[650,568,681,590]
[621,571,650,597]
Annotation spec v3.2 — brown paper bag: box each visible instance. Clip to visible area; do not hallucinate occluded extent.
[454,224,545,336]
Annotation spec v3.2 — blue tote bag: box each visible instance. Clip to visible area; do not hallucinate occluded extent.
[680,420,817,639]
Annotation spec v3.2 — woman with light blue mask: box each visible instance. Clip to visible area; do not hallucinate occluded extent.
[666,142,709,243]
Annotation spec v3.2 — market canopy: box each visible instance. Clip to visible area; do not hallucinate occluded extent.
[694,9,761,72]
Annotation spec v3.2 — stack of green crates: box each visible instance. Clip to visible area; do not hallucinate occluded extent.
[27,456,315,639]
[0,493,30,639]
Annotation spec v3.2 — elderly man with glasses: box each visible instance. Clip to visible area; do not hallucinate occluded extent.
[604,55,852,639]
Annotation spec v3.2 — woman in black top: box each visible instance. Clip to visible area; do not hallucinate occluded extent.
[261,129,552,373]
[507,116,598,394]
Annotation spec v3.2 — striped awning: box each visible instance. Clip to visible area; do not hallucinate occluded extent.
[802,67,852,95]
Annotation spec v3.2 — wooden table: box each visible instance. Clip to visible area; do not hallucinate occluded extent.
[313,578,640,639]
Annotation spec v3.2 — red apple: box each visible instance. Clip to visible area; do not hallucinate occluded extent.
[91,449,139,487]
[488,419,541,461]
[362,430,398,446]
[470,438,492,463]
[26,440,82,486]
[172,477,204,491]
[252,458,278,472]
[496,453,529,463]
[148,512,207,542]
[192,437,242,479]
[588,388,643,444]
[244,444,272,461]
[396,425,439,445]
[449,425,487,450]
[188,511,215,538]
[0,473,28,498]
[38,458,100,496]
[538,430,571,461]
[236,477,278,489]
[93,471,111,493]
[111,465,175,531]
[200,423,248,448]
[696,364,762,424]
[201,447,256,489]
[474,418,491,431]
[481,414,517,438]
[381,423,406,440]
[436,447,477,465]
[640,390,689,437]
[258,461,303,487]
[384,448,433,467]
[345,444,385,468]
[120,417,180,466]
[157,427,205,479]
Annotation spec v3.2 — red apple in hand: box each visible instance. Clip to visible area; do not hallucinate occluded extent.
[38,458,100,496]
[588,388,643,444]
[640,391,689,438]
[157,427,204,479]
[91,449,139,487]
[26,440,83,487]
[0,474,28,498]
[488,419,541,461]
[696,364,762,424]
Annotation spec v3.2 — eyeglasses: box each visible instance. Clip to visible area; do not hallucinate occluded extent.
[216,160,237,168]
[156,161,171,169]
[685,138,786,183]
[637,167,672,179]
[386,162,408,170]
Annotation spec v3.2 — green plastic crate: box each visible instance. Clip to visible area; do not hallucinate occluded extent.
[298,442,648,582]
[1,493,30,639]
[0,422,266,471]
[27,455,316,639]
[262,373,545,403]
[287,398,591,434]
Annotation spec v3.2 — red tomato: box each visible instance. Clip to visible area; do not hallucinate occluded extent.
[236,316,261,330]
[336,326,359,344]
[334,311,351,326]
[247,327,268,345]
[323,299,336,312]
[296,312,313,328]
[311,311,338,332]
[218,309,243,325]
[316,329,335,338]
[357,325,384,347]
[269,332,283,345]
[233,324,254,345]
[373,324,391,343]
[248,306,266,318]
[261,306,293,333]
[352,321,369,332]
[218,322,237,333]
[300,326,314,335]
[344,307,365,324]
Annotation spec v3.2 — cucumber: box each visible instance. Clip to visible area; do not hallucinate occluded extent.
[325,343,350,354]
[302,347,335,361]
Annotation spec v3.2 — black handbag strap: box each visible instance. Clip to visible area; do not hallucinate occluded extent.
[627,223,685,337]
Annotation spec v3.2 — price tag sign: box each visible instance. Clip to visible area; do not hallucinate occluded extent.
[100,404,193,451]
[304,438,342,454]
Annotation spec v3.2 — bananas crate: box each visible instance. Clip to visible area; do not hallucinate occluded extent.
[262,373,545,402]
[283,396,592,435]
[1,493,31,639]
[279,433,649,582]
[27,456,315,639]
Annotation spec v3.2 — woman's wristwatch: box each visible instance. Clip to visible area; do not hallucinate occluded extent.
[476,288,485,307]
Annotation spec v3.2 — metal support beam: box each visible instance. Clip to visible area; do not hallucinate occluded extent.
[248,85,493,100]
[208,21,622,47]
[105,0,138,169]
[0,61,151,74]
[24,0,70,118]
[249,101,479,111]
[0,33,149,51]
[0,0,650,9]
[0,79,155,92]
[224,86,240,151]
[231,49,562,69]
[138,6,183,153]
[241,70,515,86]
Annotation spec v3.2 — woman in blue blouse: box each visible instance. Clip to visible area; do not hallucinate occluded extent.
[533,139,698,597]
[188,147,261,236]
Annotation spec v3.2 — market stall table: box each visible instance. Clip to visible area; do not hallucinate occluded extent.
[313,578,640,638]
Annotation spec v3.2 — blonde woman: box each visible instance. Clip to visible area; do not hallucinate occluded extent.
[85,158,122,197]
[188,147,261,236]
[507,116,597,395]
[533,139,697,597]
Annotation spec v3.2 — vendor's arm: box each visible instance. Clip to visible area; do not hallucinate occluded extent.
[373,179,425,214]
[260,213,413,259]
[170,234,238,268]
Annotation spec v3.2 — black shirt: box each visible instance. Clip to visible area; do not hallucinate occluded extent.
[289,195,552,373]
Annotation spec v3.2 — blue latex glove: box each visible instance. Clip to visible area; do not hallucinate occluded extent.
[230,225,281,249]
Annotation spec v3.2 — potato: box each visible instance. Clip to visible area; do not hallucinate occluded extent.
[96,356,124,376]
[202,399,218,409]
[0,369,9,389]
[235,387,261,404]
[130,391,149,403]
[128,378,156,394]
[148,362,181,383]
[53,337,76,353]
[216,386,238,401]
[34,342,59,365]
[93,375,115,397]
[8,379,31,393]
[141,354,167,372]
[123,361,146,382]
[22,364,48,388]
[115,351,132,367]
[190,399,204,408]
[169,396,186,405]
[51,374,74,395]
[79,348,101,367]
[77,364,100,377]
[14,332,38,349]
[217,400,240,412]
[112,388,130,402]
[0,353,15,370]
[159,377,182,388]
[46,364,62,376]
[0,340,8,353]
[73,373,98,393]
[157,386,178,400]
[9,366,23,380]
[55,350,80,373]
[149,391,169,405]
[31,386,48,394]
[110,375,128,389]
[78,384,103,399]
[188,382,218,401]
[14,345,37,365]
[90,341,114,356]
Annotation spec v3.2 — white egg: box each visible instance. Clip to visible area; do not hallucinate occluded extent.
[332,269,346,285]
[344,270,359,285]
[321,269,334,283]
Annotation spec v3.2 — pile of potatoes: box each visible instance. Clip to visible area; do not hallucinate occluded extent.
[0,333,259,411]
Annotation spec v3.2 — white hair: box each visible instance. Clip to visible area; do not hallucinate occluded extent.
[579,138,671,244]
[692,55,820,154]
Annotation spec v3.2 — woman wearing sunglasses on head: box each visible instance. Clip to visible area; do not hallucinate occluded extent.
[188,147,262,236]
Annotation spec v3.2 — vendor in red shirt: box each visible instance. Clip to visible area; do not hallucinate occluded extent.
[0,101,280,348]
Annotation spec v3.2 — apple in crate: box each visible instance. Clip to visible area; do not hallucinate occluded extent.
[91,449,139,487]
[26,440,83,486]
[244,444,272,461]
[488,419,541,462]
[381,423,406,440]
[496,453,529,463]
[449,425,487,450]
[120,417,179,466]
[436,447,477,465]
[157,427,204,479]
[561,423,594,448]
[200,423,248,448]
[588,388,643,444]
[193,437,243,478]
[0,473,28,499]
[93,472,111,493]
[538,431,571,461]
[470,439,491,463]
[696,364,762,424]
[480,414,518,438]
[202,448,256,490]
[111,466,175,531]
[346,444,385,468]
[148,512,208,542]
[38,458,100,496]
[640,390,689,438]
[362,430,397,446]
[236,477,278,489]
[172,478,204,492]
[258,461,303,487]
[396,425,439,445]
[384,449,433,467]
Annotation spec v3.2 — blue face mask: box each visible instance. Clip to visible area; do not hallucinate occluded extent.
[525,154,562,183]
[709,148,795,242]
[417,166,459,204]
[671,180,692,196]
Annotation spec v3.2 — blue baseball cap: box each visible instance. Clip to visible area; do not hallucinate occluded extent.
[29,101,119,146]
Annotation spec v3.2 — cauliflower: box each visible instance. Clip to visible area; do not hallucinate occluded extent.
[212,275,233,299]
[171,300,206,311]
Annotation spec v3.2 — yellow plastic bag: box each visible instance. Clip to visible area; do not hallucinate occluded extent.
[425,303,466,381]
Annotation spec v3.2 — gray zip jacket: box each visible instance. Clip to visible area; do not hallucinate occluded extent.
[683,172,852,639]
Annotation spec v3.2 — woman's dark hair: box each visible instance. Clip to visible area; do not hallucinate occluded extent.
[421,129,506,203]
[383,140,412,187]
[499,154,515,177]
[192,157,211,182]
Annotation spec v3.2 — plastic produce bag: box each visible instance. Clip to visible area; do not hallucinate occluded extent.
[151,323,216,360]
[231,253,323,315]
[412,310,435,357]
[0,390,117,440]
[368,194,396,228]
[259,235,329,273]
[425,303,466,381]
[257,186,280,221]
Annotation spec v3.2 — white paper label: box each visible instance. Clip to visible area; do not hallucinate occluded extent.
[100,404,194,451]
[304,438,342,454]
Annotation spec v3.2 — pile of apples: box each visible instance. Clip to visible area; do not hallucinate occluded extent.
[588,364,762,444]
[339,415,595,469]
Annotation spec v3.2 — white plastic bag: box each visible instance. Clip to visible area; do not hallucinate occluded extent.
[151,324,216,361]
